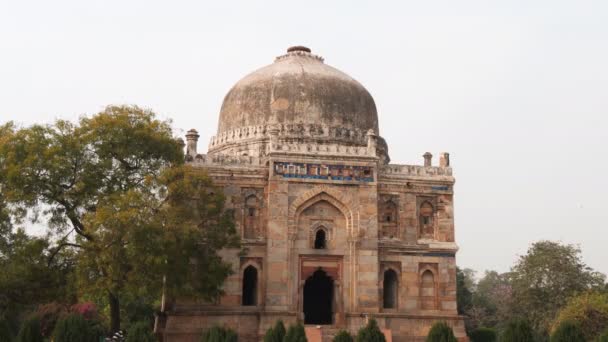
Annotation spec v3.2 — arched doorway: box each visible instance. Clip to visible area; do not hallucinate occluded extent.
[303,269,333,324]
[242,265,258,306]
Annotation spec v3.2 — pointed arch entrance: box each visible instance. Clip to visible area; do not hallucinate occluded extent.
[303,269,334,324]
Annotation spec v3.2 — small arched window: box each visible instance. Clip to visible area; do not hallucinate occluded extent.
[419,201,434,238]
[420,270,436,310]
[314,229,326,249]
[242,265,258,306]
[383,269,398,309]
[244,196,259,239]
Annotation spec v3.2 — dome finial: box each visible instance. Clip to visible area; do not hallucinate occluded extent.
[287,46,311,53]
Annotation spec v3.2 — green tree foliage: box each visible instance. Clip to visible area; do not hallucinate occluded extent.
[15,317,43,342]
[501,319,535,342]
[466,271,513,331]
[456,268,474,315]
[0,318,13,342]
[0,106,239,332]
[597,330,608,342]
[284,323,307,342]
[52,313,98,342]
[425,321,457,342]
[263,320,286,342]
[0,229,74,331]
[551,292,608,341]
[510,241,605,335]
[550,321,584,342]
[469,327,496,342]
[333,330,354,342]
[125,321,155,342]
[356,319,385,342]
[200,325,238,342]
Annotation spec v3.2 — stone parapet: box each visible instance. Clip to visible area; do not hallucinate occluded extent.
[379,164,453,181]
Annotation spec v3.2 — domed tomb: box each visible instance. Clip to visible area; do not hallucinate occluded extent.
[208,46,388,161]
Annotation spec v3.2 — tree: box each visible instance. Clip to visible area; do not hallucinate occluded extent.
[465,271,513,331]
[509,241,605,335]
[356,319,385,342]
[125,321,155,342]
[0,106,239,332]
[550,321,584,342]
[426,321,457,342]
[598,330,608,342]
[333,330,354,342]
[284,323,307,342]
[200,325,238,342]
[469,327,497,342]
[501,319,534,342]
[551,292,608,341]
[15,317,43,342]
[52,313,98,342]
[456,267,473,315]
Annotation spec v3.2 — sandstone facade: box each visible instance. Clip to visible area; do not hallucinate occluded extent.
[157,47,466,342]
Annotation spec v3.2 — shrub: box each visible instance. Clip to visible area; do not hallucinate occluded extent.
[426,321,457,342]
[52,313,97,342]
[597,330,608,342]
[501,319,535,342]
[469,327,496,342]
[284,323,307,342]
[34,302,69,337]
[125,321,155,342]
[550,321,584,342]
[356,319,385,342]
[552,292,608,341]
[263,327,275,342]
[16,317,43,342]
[201,325,238,342]
[333,330,354,342]
[264,320,286,342]
[0,319,13,342]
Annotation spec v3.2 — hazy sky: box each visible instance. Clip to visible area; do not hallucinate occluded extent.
[1,1,607,276]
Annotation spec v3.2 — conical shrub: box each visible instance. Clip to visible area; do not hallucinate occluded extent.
[469,327,496,342]
[16,317,43,342]
[501,319,534,342]
[550,321,584,342]
[356,319,385,342]
[201,325,238,342]
[125,321,155,342]
[284,322,307,342]
[52,313,97,342]
[426,321,457,342]
[333,330,354,342]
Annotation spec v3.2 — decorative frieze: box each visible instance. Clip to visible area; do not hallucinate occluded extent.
[273,161,374,183]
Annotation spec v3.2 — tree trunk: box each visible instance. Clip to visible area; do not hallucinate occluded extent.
[109,291,121,333]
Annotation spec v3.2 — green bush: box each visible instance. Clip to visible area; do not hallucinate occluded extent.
[0,319,13,342]
[550,321,584,342]
[426,321,457,342]
[501,319,535,342]
[333,330,354,342]
[552,292,608,341]
[597,330,608,342]
[125,321,155,342]
[201,325,238,342]
[469,327,496,342]
[284,323,307,342]
[264,320,286,342]
[16,317,43,342]
[52,313,98,342]
[356,319,385,342]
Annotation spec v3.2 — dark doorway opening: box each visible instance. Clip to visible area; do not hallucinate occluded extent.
[314,230,326,249]
[383,269,398,309]
[304,269,333,324]
[242,265,257,306]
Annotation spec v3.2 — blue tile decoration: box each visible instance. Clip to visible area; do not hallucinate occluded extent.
[274,161,374,182]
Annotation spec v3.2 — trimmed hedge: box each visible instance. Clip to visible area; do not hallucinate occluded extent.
[356,319,385,342]
[333,330,354,342]
[16,317,43,342]
[469,327,496,342]
[201,325,238,342]
[284,323,307,342]
[426,321,457,342]
[125,321,155,342]
[550,321,585,342]
[52,313,98,342]
[501,319,534,342]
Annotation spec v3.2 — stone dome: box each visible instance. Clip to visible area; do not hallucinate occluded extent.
[217,46,379,135]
